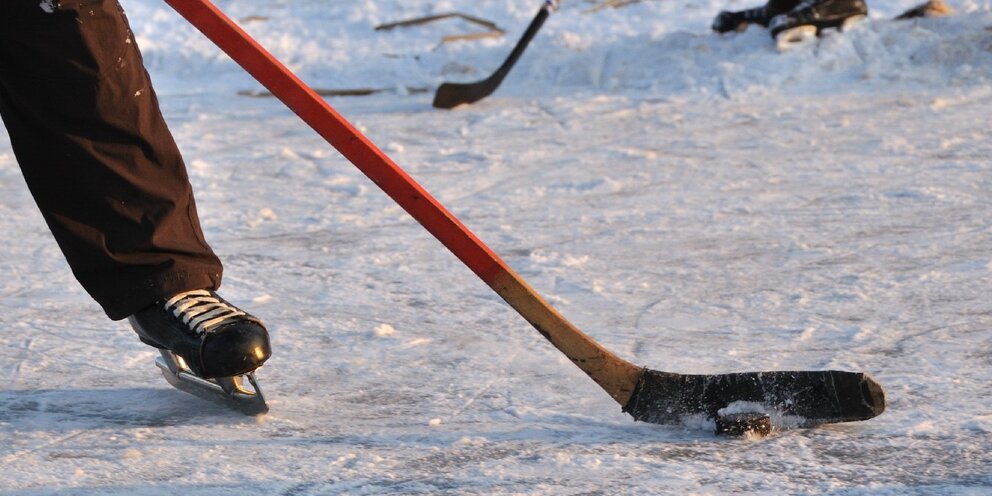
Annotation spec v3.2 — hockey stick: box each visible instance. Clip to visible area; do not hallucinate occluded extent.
[166,0,886,429]
[432,1,558,109]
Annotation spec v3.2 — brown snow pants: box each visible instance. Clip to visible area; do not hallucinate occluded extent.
[0,0,222,320]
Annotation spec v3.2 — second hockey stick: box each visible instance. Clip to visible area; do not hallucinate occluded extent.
[432,1,558,109]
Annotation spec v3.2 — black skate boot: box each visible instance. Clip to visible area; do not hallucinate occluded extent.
[129,289,271,378]
[129,289,272,415]
[769,0,868,49]
[712,0,801,33]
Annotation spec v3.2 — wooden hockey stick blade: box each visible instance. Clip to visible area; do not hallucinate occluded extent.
[433,4,552,109]
[165,0,886,426]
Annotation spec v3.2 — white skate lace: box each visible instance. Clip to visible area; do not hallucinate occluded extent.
[164,290,252,335]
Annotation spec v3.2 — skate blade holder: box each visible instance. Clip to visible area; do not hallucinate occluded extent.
[841,15,867,30]
[776,15,867,52]
[775,25,818,51]
[155,350,269,416]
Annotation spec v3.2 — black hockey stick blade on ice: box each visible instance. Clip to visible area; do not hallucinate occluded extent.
[433,1,556,108]
[624,369,885,427]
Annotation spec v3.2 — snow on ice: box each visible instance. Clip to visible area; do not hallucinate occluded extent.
[1,0,991,494]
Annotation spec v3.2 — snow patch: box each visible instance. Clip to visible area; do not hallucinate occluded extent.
[373,323,396,337]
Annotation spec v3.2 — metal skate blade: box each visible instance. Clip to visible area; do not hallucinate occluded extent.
[154,351,268,416]
[775,25,817,52]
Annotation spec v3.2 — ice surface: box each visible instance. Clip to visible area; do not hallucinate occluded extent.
[1,0,990,493]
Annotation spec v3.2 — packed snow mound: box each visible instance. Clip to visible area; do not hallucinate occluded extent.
[128,1,992,102]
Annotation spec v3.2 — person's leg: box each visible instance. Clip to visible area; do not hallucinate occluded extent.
[0,0,222,320]
[0,1,270,383]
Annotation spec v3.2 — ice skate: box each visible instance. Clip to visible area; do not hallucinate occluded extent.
[712,0,801,34]
[769,0,868,51]
[129,289,272,415]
